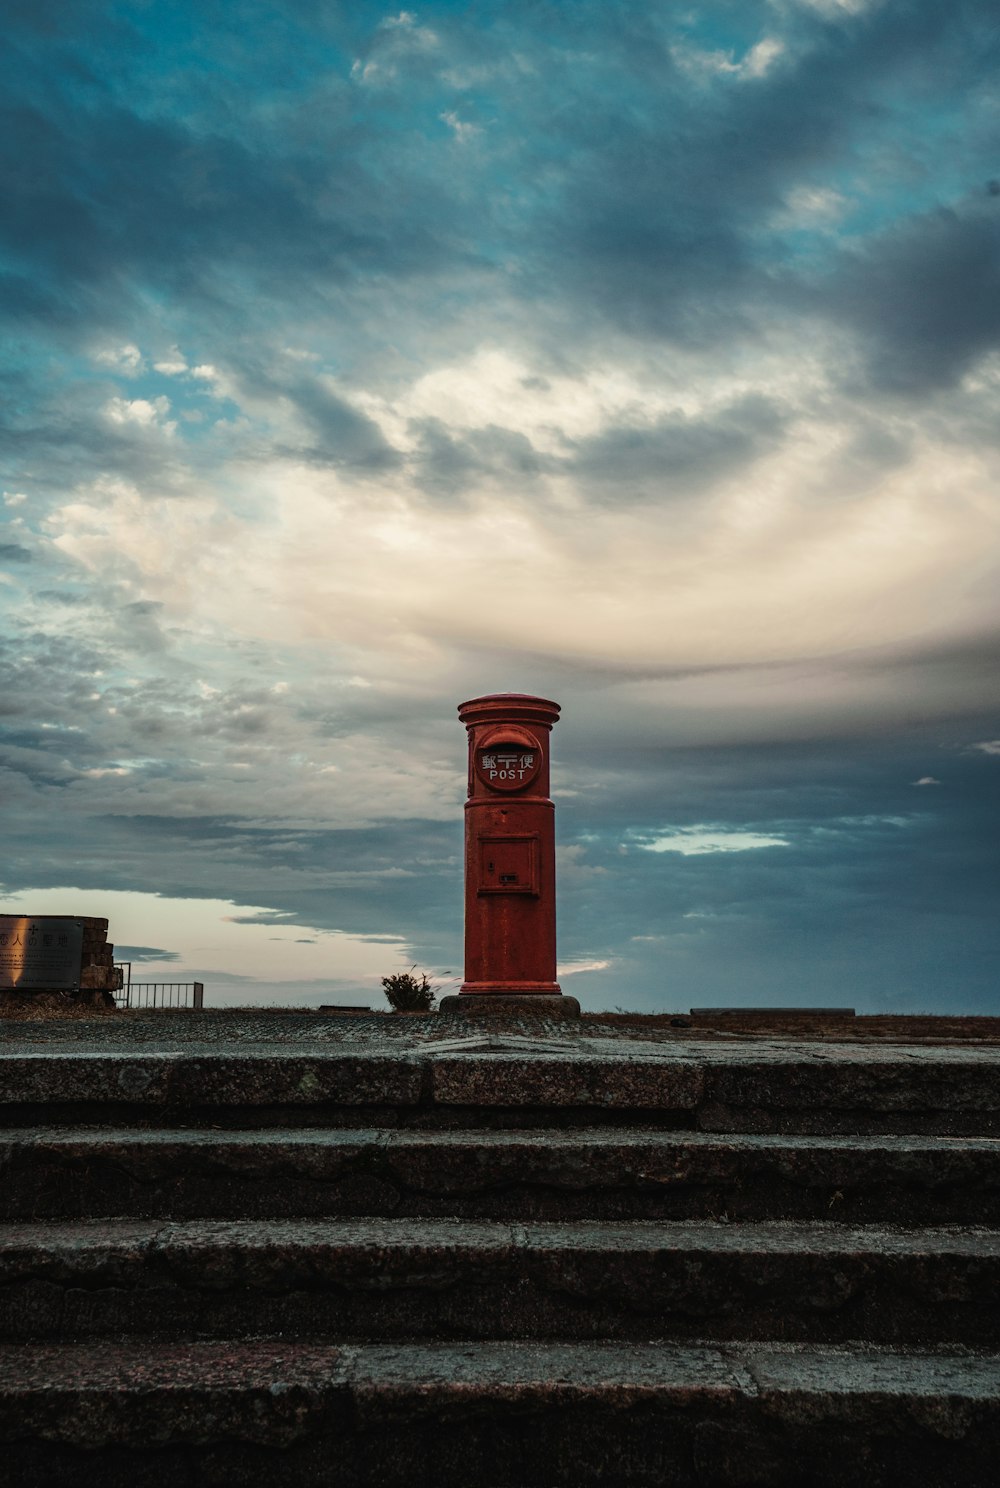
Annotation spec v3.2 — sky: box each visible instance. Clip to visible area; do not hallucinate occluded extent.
[1,0,999,1012]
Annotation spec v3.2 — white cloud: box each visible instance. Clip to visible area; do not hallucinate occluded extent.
[440,110,481,142]
[556,844,608,879]
[672,36,785,81]
[154,347,189,375]
[103,396,177,435]
[352,11,439,85]
[772,185,849,231]
[777,0,875,14]
[395,348,677,452]
[189,364,239,400]
[638,828,791,856]
[44,341,1000,744]
[3,491,27,507]
[93,343,144,375]
[742,38,785,76]
[973,741,1000,756]
[913,776,941,786]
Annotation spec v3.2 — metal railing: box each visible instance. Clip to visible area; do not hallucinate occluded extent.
[113,967,204,1010]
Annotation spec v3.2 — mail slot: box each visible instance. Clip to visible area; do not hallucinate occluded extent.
[478,834,539,895]
[457,693,562,999]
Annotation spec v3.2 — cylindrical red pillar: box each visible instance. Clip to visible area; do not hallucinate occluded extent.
[457,693,563,1000]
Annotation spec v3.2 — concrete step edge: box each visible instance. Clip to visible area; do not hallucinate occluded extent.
[6,1223,1000,1348]
[7,1127,1000,1223]
[6,1125,1000,1149]
[2,1339,998,1440]
[6,1214,1000,1246]
[6,1215,1000,1260]
[3,1047,1000,1123]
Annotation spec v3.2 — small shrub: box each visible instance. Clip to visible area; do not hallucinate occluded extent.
[381,966,436,1012]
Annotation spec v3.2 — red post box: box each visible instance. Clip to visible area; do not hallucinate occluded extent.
[443,693,578,1016]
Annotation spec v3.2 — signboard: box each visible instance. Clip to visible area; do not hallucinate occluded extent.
[473,738,542,793]
[480,749,536,783]
[0,917,84,990]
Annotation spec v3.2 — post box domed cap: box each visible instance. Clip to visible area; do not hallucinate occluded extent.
[457,693,561,727]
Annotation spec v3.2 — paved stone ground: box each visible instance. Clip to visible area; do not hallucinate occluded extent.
[4,1008,1000,1051]
[5,1010,1000,1138]
[4,1009,1000,1484]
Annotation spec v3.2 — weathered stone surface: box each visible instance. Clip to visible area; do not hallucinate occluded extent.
[427,1050,705,1109]
[4,1018,1000,1132]
[4,1126,1000,1223]
[703,1046,1000,1131]
[0,1051,424,1117]
[2,1341,998,1487]
[4,1010,1000,1484]
[3,1217,1000,1345]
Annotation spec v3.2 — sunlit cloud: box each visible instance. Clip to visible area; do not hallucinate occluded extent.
[1,0,997,1013]
[636,829,791,856]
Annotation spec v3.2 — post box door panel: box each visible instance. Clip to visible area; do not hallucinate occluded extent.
[477,834,539,895]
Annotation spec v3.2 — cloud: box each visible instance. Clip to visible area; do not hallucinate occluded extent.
[93,344,143,375]
[672,37,785,81]
[352,9,441,85]
[0,0,997,1014]
[826,205,1000,393]
[637,828,792,856]
[116,945,180,962]
[153,348,188,375]
[568,394,787,502]
[259,369,402,470]
[440,110,481,142]
[103,396,176,434]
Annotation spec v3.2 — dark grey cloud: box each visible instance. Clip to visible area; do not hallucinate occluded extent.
[402,394,787,505]
[116,945,180,962]
[508,0,1000,369]
[0,27,482,369]
[0,544,33,563]
[553,727,1000,1013]
[34,592,89,607]
[408,417,555,501]
[218,359,402,472]
[0,371,188,497]
[825,204,1000,393]
[227,912,296,926]
[569,394,787,502]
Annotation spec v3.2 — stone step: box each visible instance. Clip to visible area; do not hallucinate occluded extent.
[4,1126,1000,1224]
[2,1339,998,1486]
[3,1040,1000,1134]
[4,1217,1000,1347]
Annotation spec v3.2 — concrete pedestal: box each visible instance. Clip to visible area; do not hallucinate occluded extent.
[439,994,580,1019]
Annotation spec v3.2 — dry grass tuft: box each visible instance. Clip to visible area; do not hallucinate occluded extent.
[0,993,119,1021]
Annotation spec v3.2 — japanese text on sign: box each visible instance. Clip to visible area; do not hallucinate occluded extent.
[481,751,535,782]
[0,917,84,990]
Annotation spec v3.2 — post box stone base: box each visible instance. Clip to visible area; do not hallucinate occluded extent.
[439,993,581,1018]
